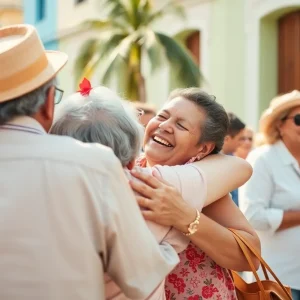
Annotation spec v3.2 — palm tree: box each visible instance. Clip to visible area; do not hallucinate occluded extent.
[75,0,202,102]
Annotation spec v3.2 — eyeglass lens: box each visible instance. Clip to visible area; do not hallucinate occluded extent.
[294,114,300,126]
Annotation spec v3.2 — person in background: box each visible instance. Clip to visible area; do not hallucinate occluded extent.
[133,101,156,127]
[254,131,267,148]
[130,88,260,300]
[239,90,300,300]
[222,112,246,206]
[234,127,254,159]
[0,25,179,300]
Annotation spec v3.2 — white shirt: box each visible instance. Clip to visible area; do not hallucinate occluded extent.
[239,141,300,289]
[0,117,179,300]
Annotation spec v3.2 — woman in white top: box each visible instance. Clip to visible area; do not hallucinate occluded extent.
[239,90,300,300]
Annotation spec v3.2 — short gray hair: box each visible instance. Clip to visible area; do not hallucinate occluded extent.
[0,79,55,125]
[51,86,144,167]
[169,88,229,154]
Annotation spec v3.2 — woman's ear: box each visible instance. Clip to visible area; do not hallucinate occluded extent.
[276,120,284,137]
[196,142,216,160]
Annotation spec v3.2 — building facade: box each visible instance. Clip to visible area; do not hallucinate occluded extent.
[22,0,300,128]
[0,0,23,27]
[23,0,58,50]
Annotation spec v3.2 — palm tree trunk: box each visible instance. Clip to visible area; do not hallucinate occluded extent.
[135,45,146,103]
[137,72,146,103]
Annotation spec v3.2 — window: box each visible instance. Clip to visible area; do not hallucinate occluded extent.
[186,31,201,66]
[36,0,46,22]
[278,10,300,94]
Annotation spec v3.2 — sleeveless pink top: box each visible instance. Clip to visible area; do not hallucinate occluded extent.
[137,156,237,300]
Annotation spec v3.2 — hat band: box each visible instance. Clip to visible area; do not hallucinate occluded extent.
[0,54,48,93]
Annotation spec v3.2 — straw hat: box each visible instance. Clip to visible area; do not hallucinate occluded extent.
[259,90,300,143]
[0,24,68,103]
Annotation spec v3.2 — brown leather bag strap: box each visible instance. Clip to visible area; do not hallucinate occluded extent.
[228,228,292,300]
[232,230,269,278]
[231,231,268,300]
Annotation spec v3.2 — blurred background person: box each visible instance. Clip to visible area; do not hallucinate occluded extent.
[239,90,300,300]
[133,102,156,127]
[234,127,254,159]
[222,112,246,155]
[222,112,246,206]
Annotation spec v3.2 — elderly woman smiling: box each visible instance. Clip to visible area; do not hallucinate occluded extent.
[51,84,259,300]
[130,88,261,300]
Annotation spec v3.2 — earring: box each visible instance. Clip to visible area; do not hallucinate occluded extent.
[186,155,202,164]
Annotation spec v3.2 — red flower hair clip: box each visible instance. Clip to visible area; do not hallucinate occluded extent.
[78,78,92,96]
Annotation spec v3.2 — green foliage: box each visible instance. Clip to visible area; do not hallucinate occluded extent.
[75,0,202,102]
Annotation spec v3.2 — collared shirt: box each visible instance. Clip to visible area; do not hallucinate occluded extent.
[239,141,300,289]
[0,116,179,300]
[106,165,207,300]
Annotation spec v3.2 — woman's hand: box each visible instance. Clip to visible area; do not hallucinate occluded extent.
[130,168,196,233]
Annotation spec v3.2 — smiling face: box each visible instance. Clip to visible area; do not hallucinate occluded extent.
[240,128,254,151]
[278,106,300,146]
[143,97,207,167]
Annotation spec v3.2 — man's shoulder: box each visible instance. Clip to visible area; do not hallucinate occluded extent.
[248,144,274,159]
[247,144,277,167]
[0,133,121,174]
[44,134,120,171]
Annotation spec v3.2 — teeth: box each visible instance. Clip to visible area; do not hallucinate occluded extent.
[153,136,172,147]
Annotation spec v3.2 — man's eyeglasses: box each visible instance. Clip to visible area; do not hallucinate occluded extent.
[282,114,300,126]
[54,87,64,104]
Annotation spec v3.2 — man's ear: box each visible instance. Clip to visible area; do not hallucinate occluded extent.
[42,86,55,123]
[195,142,216,160]
[33,86,55,132]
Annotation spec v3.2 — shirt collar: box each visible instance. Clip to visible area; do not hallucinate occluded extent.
[274,140,298,166]
[1,116,46,135]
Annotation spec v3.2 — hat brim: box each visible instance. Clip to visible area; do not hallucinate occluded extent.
[1,50,68,102]
[260,98,300,134]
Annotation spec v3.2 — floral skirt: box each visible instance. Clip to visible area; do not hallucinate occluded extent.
[165,243,237,300]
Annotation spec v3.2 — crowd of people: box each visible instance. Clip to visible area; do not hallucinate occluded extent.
[0,24,299,300]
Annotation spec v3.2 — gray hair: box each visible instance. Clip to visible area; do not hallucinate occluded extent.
[0,79,56,125]
[50,86,144,167]
[168,88,229,154]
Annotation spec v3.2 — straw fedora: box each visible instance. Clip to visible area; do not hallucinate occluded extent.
[0,24,68,103]
[259,90,300,143]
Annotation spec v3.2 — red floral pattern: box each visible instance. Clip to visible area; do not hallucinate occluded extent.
[136,156,237,300]
[165,243,237,300]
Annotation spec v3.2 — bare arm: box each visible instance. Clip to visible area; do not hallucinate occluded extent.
[130,171,260,272]
[277,211,300,231]
[188,195,260,271]
[191,154,253,206]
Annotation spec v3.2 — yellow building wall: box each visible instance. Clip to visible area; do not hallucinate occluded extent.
[0,8,23,27]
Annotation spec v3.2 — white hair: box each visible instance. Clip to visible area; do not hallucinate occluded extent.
[0,79,55,125]
[51,86,144,167]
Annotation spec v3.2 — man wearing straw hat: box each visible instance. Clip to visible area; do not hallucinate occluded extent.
[0,24,179,300]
